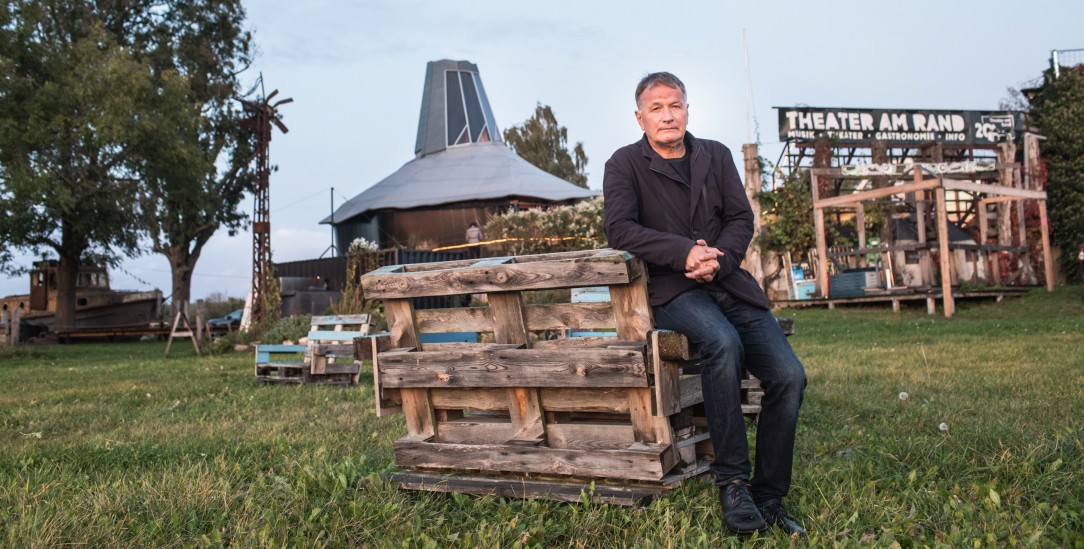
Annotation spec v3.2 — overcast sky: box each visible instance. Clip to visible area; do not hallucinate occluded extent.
[2,0,1081,301]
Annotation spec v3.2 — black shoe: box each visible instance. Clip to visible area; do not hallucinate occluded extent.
[757,499,807,537]
[719,479,766,534]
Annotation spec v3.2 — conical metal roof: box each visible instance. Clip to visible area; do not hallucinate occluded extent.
[325,59,595,224]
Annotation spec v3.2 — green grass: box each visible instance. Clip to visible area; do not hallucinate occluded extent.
[1,287,1083,547]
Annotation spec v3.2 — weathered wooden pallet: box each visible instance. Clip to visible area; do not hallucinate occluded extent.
[358,249,791,503]
[255,314,376,385]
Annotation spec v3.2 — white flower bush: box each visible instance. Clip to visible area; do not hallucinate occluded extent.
[349,237,380,253]
[485,196,606,255]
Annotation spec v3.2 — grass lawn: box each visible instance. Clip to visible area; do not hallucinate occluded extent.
[1,287,1082,547]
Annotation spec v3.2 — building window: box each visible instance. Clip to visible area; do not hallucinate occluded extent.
[445,70,493,147]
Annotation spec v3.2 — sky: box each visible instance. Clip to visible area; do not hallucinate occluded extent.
[2,0,1081,301]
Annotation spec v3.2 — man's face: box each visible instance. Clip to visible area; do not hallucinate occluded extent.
[635,84,688,150]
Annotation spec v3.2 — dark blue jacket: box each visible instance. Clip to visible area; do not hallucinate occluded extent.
[603,132,770,309]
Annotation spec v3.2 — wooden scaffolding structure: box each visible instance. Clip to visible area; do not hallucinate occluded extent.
[810,158,1053,318]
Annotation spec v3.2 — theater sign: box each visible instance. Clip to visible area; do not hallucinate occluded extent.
[776,107,1024,146]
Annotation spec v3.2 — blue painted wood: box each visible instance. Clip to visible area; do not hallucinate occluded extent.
[310,314,372,327]
[255,344,307,366]
[570,286,611,303]
[307,330,368,341]
[419,332,478,344]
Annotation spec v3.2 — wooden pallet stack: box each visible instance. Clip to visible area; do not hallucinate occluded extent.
[358,249,776,504]
[255,313,376,385]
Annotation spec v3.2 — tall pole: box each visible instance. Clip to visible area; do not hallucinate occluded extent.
[241,88,291,325]
[251,105,272,324]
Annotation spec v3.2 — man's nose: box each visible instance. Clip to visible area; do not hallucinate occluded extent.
[661,108,674,121]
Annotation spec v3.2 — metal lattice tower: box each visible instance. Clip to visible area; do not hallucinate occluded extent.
[240,89,291,324]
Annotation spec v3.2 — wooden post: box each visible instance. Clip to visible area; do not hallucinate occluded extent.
[856,203,866,268]
[384,298,434,438]
[610,273,672,445]
[812,172,829,298]
[742,143,765,288]
[1038,200,1055,292]
[935,186,955,318]
[489,292,544,444]
[978,202,990,285]
[914,167,933,288]
[996,145,1014,284]
[195,299,206,344]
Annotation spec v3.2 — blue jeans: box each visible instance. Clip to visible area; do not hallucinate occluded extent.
[653,287,806,502]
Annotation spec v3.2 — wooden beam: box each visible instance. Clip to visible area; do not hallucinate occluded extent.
[813,177,940,209]
[979,195,1029,206]
[609,272,653,341]
[377,348,649,388]
[393,438,674,482]
[941,180,1046,200]
[650,331,681,417]
[812,171,829,298]
[978,201,990,286]
[935,186,955,318]
[361,251,637,299]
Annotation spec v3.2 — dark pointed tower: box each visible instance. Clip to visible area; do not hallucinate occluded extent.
[415,60,501,157]
[325,59,596,250]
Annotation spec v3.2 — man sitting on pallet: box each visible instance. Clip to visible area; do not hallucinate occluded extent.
[603,72,807,536]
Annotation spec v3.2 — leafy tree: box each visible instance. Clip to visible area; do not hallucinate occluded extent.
[0,1,256,331]
[0,2,169,330]
[129,0,254,309]
[757,168,853,261]
[503,104,588,188]
[1029,68,1084,279]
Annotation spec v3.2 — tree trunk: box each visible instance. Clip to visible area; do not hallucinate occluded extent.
[168,243,201,312]
[54,253,79,334]
[53,219,85,335]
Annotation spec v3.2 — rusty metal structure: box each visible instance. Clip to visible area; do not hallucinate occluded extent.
[240,88,291,324]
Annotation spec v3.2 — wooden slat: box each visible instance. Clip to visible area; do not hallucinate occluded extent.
[679,375,703,409]
[626,388,674,445]
[654,330,691,361]
[310,314,372,326]
[486,291,545,444]
[507,386,544,443]
[430,387,509,411]
[488,292,529,345]
[941,180,1046,200]
[436,419,514,444]
[307,330,368,342]
[368,335,402,416]
[650,331,681,416]
[393,438,673,482]
[384,299,420,349]
[539,388,630,413]
[401,388,436,437]
[545,422,635,450]
[361,253,636,299]
[389,472,669,506]
[310,343,355,356]
[813,176,940,209]
[609,274,653,342]
[531,337,637,351]
[353,334,391,361]
[416,307,494,333]
[377,348,649,388]
[420,342,521,352]
[524,302,615,331]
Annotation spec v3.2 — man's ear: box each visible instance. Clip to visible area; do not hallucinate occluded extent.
[634,110,645,131]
